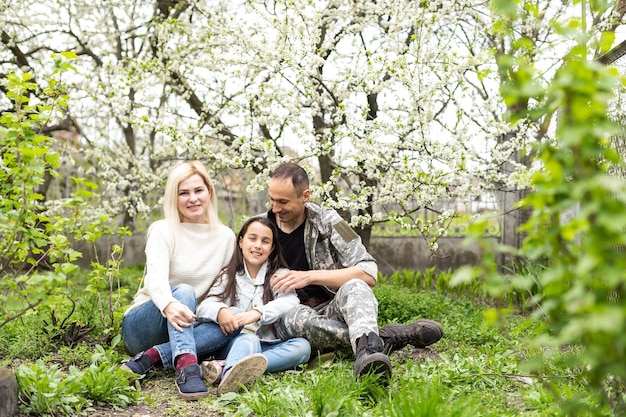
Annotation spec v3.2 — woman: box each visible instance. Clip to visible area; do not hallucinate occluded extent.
[121,161,237,400]
[197,217,311,395]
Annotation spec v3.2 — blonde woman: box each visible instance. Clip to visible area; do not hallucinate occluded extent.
[121,161,236,400]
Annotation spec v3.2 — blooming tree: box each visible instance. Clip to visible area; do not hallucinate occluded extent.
[1,0,624,248]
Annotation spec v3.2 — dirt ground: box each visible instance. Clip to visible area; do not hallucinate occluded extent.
[84,376,228,417]
[87,405,163,417]
[81,347,443,417]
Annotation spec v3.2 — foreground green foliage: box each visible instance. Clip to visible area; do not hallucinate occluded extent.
[0,266,607,417]
[17,338,140,416]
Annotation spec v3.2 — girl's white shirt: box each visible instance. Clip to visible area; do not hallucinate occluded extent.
[196,262,299,342]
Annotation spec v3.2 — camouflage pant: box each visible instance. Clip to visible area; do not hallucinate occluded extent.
[276,279,379,354]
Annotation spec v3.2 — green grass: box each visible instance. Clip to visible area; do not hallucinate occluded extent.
[0,267,608,416]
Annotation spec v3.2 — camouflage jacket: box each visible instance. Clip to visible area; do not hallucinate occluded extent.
[265,202,378,288]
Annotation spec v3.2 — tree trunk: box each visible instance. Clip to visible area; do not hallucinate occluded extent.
[0,366,18,417]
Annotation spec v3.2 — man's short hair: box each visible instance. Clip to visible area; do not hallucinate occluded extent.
[270,163,310,196]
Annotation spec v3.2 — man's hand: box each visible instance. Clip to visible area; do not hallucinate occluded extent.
[164,301,196,333]
[272,270,311,293]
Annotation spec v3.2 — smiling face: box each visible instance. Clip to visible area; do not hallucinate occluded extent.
[177,174,210,223]
[268,177,310,233]
[239,220,275,277]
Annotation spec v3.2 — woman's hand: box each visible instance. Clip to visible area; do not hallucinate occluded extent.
[164,301,196,332]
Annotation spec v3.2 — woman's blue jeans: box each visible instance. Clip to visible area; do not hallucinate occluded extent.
[121,283,240,369]
[216,333,311,377]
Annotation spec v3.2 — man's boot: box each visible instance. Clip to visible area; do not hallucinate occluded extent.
[353,332,391,383]
[379,319,443,355]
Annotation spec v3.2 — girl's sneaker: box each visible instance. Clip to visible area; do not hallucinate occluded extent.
[201,359,225,385]
[217,353,267,395]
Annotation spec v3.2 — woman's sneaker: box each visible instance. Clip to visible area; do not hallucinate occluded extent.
[120,352,153,375]
[175,364,209,401]
[201,359,225,385]
[217,353,267,396]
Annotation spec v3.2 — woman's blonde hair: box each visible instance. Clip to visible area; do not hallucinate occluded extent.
[163,161,219,228]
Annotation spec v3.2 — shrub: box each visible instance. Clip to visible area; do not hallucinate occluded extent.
[1,56,133,359]
[453,3,626,414]
[0,57,83,329]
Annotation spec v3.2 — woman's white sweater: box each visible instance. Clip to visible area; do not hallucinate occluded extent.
[125,219,236,315]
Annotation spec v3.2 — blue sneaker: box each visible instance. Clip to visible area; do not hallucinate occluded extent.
[175,364,209,400]
[120,352,153,375]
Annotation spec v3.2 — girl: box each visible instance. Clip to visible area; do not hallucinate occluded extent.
[196,216,311,395]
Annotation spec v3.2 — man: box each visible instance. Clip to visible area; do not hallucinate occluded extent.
[266,163,443,381]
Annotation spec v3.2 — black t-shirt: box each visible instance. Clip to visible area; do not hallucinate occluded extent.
[278,220,309,271]
[269,212,330,303]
